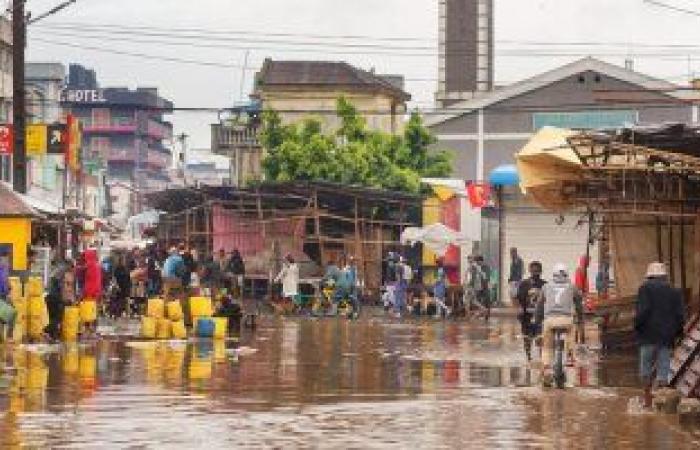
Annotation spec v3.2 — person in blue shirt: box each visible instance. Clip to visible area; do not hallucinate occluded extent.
[162,247,185,299]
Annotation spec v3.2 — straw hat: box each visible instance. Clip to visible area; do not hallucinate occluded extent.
[646,262,667,278]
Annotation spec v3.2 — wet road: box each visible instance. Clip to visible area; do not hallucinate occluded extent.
[1,312,699,448]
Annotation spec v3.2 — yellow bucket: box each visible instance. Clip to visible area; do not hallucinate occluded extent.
[9,277,23,301]
[156,318,171,339]
[188,357,212,380]
[27,296,46,317]
[171,320,187,339]
[12,321,26,342]
[27,315,45,339]
[147,298,165,319]
[13,296,27,318]
[80,300,97,323]
[25,277,44,297]
[213,340,226,362]
[62,306,80,342]
[213,317,228,340]
[189,297,213,319]
[79,355,96,379]
[166,301,184,321]
[63,348,79,375]
[141,316,156,339]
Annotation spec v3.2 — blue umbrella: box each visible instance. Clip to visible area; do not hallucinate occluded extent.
[488,164,520,186]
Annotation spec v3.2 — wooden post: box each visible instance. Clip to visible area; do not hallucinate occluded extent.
[694,213,700,315]
[669,216,675,286]
[354,196,362,280]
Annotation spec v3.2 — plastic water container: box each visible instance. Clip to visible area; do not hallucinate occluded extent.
[141,316,156,339]
[195,318,215,338]
[25,277,43,297]
[13,297,27,320]
[188,357,212,380]
[27,296,46,317]
[9,277,23,300]
[166,301,184,321]
[213,317,228,340]
[171,320,187,339]
[62,306,80,342]
[147,298,165,319]
[79,300,97,323]
[156,318,171,339]
[190,297,213,319]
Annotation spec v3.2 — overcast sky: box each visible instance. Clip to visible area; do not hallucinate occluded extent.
[20,0,700,147]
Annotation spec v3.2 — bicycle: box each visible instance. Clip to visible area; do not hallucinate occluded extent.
[551,326,569,389]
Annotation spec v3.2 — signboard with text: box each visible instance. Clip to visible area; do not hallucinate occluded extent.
[60,89,107,104]
[26,124,48,157]
[0,125,12,155]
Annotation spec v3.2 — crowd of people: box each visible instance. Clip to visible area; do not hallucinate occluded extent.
[0,243,249,343]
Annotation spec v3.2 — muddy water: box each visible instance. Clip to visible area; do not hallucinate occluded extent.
[1,314,699,448]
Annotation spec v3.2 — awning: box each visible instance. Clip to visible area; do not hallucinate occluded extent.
[515,126,583,210]
[18,193,62,215]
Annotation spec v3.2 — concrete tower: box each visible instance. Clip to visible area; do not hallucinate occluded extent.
[436,0,494,108]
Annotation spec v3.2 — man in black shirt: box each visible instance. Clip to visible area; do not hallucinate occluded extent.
[516,261,546,361]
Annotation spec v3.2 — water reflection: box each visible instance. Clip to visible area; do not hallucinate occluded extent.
[0,315,698,448]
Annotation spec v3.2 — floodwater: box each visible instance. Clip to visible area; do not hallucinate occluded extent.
[1,312,699,449]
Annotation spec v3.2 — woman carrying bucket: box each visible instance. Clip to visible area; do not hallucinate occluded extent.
[81,249,102,338]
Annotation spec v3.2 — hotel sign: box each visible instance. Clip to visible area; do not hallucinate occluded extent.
[60,89,107,104]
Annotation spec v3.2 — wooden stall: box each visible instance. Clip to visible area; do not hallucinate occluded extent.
[147,182,420,299]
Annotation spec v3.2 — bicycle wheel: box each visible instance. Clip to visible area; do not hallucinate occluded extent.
[553,335,566,389]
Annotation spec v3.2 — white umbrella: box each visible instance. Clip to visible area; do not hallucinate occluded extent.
[400,223,472,257]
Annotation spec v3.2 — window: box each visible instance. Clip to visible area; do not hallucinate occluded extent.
[0,154,10,182]
[92,109,111,126]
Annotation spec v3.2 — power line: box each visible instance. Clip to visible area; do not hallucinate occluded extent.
[644,0,700,17]
[30,29,700,62]
[28,0,78,25]
[30,37,246,69]
[34,20,700,51]
[34,22,700,54]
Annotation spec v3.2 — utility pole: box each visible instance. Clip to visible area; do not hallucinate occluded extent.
[12,0,26,193]
[176,132,189,185]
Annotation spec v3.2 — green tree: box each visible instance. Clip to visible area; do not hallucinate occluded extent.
[260,97,452,193]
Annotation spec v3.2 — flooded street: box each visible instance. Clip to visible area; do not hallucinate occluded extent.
[1,313,699,448]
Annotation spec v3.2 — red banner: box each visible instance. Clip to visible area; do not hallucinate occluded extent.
[0,124,13,155]
[467,182,490,208]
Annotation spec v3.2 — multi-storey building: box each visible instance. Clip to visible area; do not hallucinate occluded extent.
[62,64,173,226]
[0,17,12,183]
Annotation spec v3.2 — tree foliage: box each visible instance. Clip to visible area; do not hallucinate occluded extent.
[260,97,452,193]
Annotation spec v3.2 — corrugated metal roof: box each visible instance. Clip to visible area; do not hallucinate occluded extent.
[0,183,37,217]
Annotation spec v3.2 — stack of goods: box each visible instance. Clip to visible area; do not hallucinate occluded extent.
[8,277,25,341]
[189,297,215,338]
[26,277,48,341]
[166,300,187,339]
[142,298,165,339]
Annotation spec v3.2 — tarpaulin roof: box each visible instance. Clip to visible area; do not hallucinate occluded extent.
[516,126,583,211]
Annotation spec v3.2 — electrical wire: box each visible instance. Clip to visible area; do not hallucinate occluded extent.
[643,0,700,17]
[28,0,77,25]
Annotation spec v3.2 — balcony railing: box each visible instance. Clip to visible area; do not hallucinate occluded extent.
[146,119,173,141]
[212,123,260,152]
[106,147,138,162]
[84,121,137,134]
